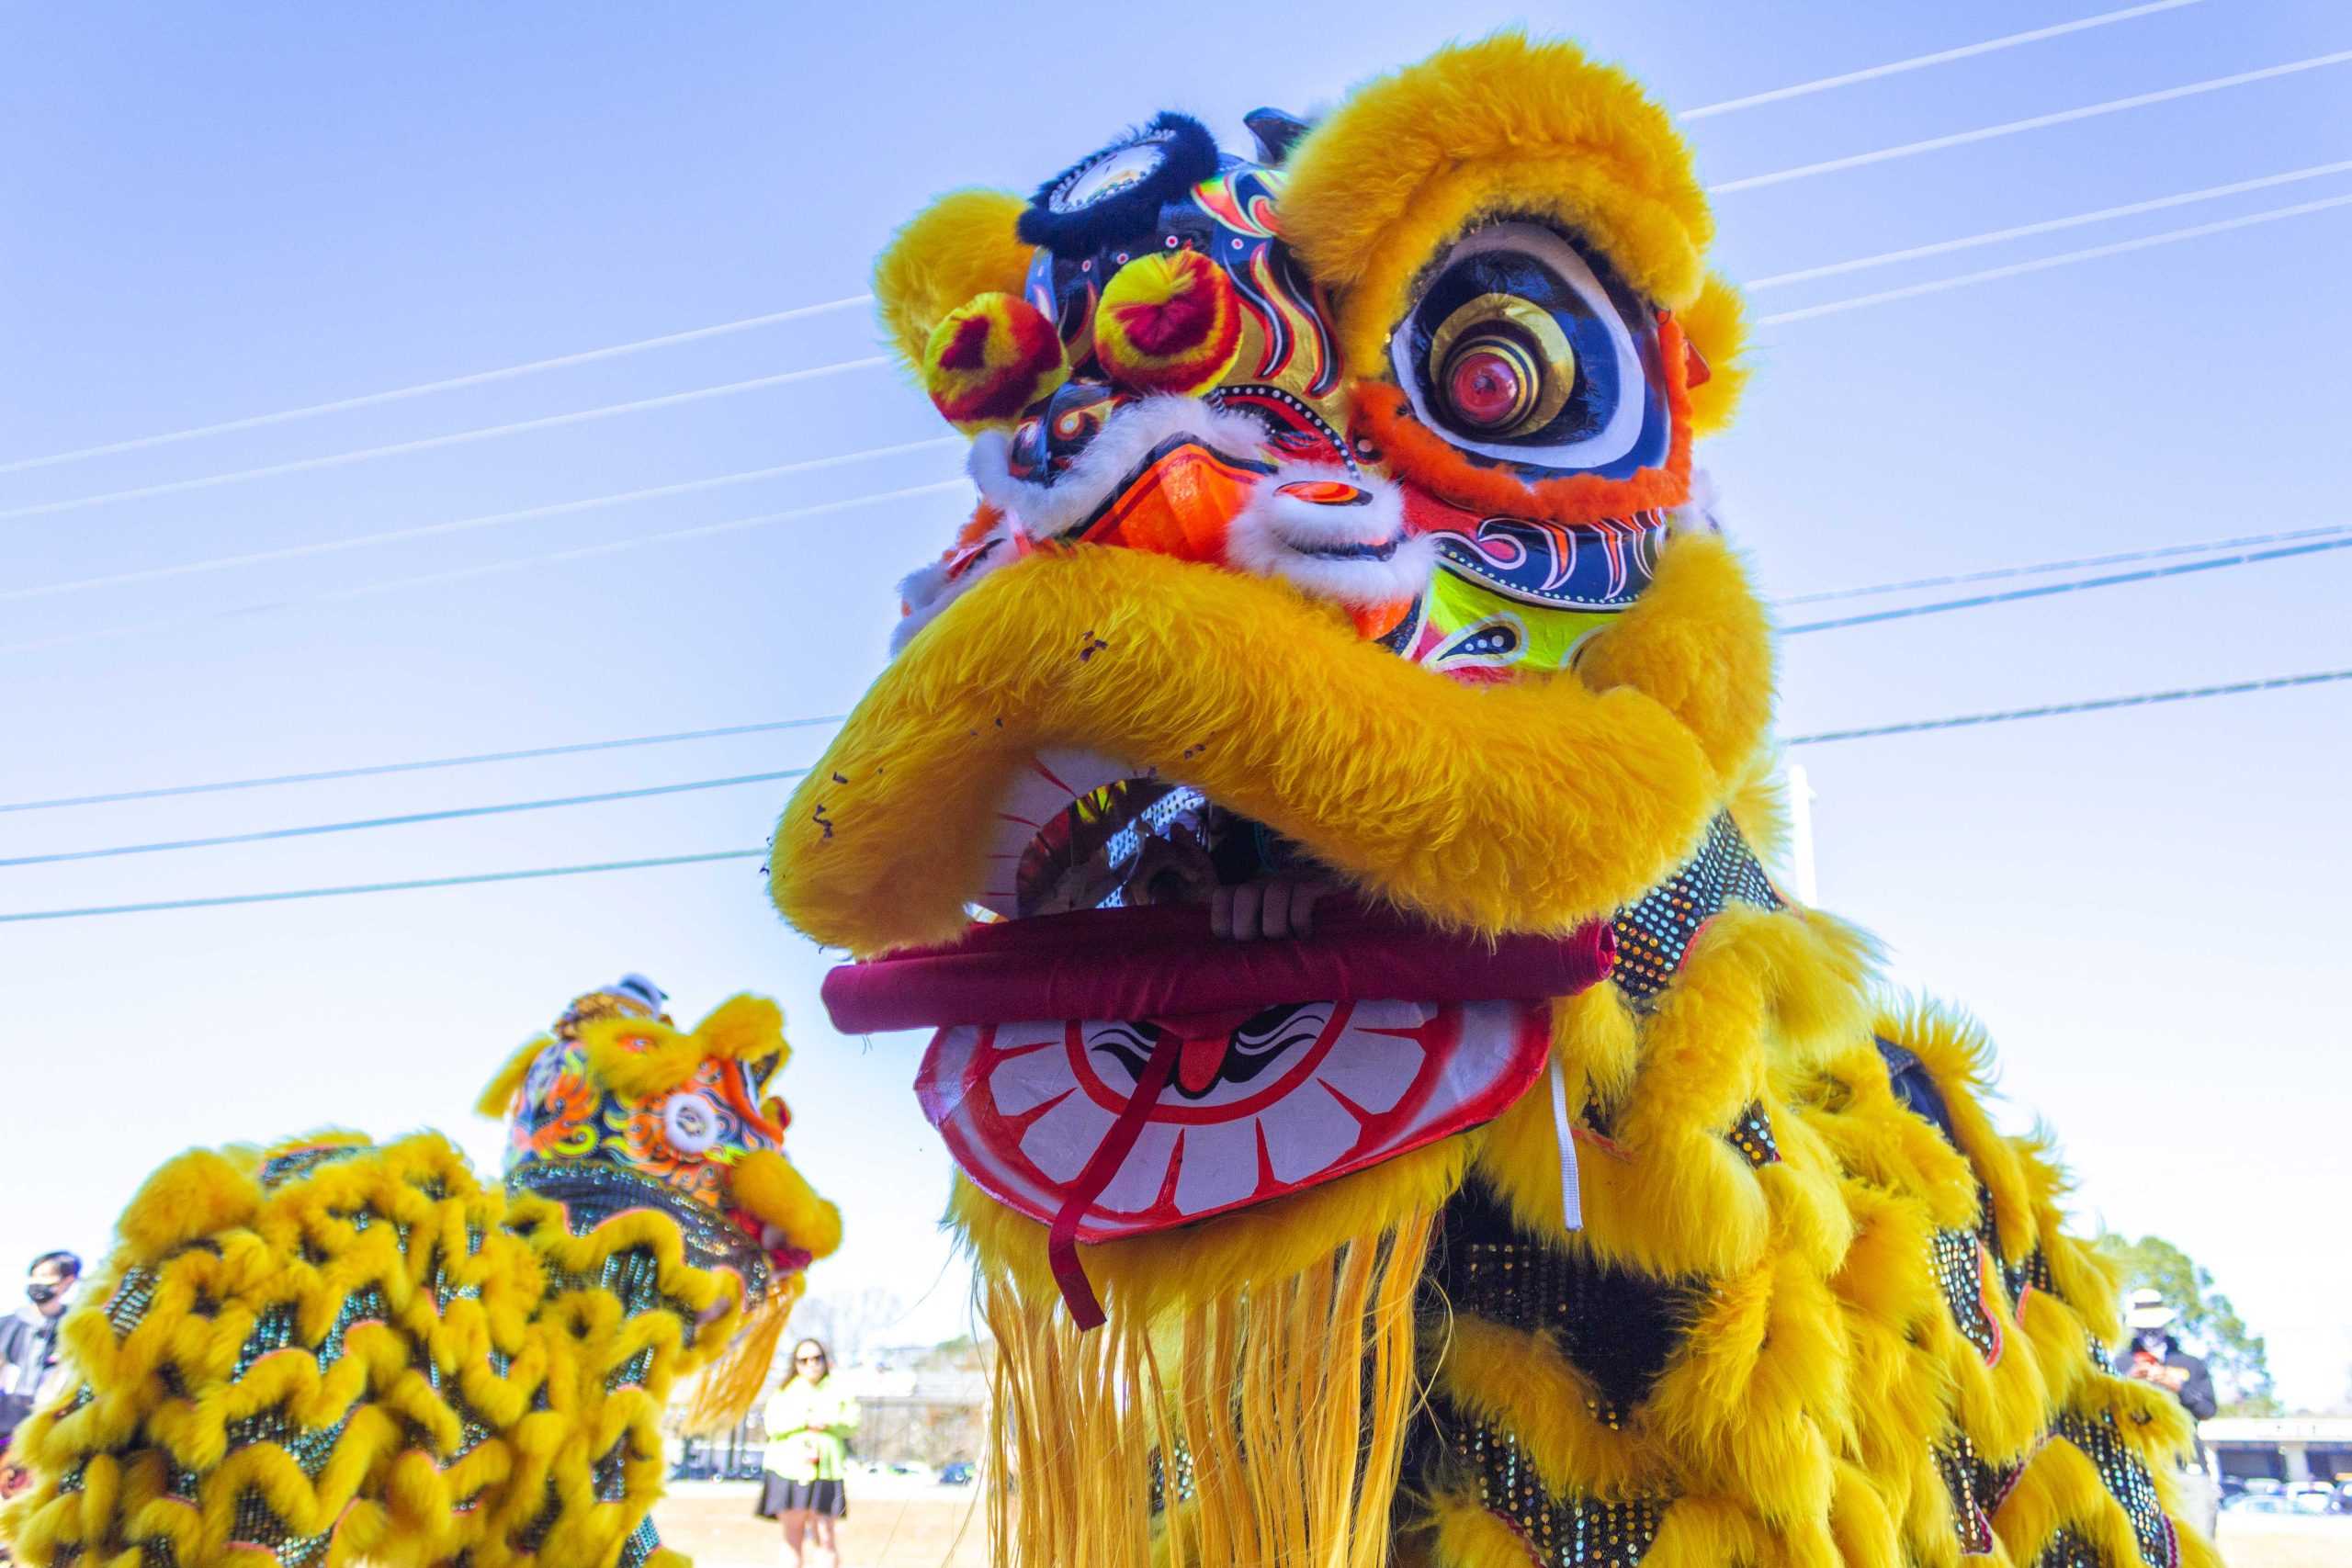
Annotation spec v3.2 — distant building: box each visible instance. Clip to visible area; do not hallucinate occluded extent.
[2202,1417,2352,1484]
[837,1365,988,1469]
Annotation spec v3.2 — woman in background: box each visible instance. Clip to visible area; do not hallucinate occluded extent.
[757,1338,856,1568]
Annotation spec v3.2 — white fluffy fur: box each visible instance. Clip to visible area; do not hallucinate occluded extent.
[1224,466,1434,606]
[1668,465,1724,537]
[965,397,1272,542]
[891,520,1023,655]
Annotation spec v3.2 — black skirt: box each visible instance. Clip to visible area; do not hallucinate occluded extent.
[756,1473,848,1519]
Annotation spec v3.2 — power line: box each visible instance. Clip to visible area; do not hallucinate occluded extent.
[1679,0,2205,119]
[0,296,876,479]
[1785,667,2351,745]
[0,355,890,525]
[1,769,811,868]
[1710,50,2352,195]
[0,850,770,926]
[4,435,961,605]
[1781,535,2352,634]
[1772,523,2352,607]
[1747,159,2352,290]
[1754,191,2352,326]
[27,164,2318,641]
[0,7,2216,491]
[0,716,844,815]
[0,477,970,655]
[9,665,2346,923]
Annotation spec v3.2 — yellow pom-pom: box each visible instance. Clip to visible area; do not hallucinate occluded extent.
[921,292,1069,432]
[1092,248,1242,396]
[873,188,1035,372]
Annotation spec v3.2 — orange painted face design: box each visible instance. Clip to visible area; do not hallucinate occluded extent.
[917,115,1700,688]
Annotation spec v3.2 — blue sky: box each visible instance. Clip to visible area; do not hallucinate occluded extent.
[4,3,2347,1405]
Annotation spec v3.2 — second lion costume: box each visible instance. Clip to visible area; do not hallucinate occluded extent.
[772,33,2218,1568]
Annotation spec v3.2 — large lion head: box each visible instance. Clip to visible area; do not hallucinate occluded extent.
[770,32,1772,1279]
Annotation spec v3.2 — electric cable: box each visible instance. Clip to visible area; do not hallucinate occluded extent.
[1710,50,2352,195]
[0,296,875,478]
[24,170,2340,612]
[0,6,2213,487]
[1,769,811,868]
[1678,0,2206,119]
[0,851,770,925]
[0,2,2252,510]
[1781,534,2352,634]
[1747,159,2352,290]
[1772,522,2352,607]
[12,522,2344,810]
[0,477,970,655]
[1784,667,2351,745]
[0,355,890,524]
[4,435,961,605]
[0,716,844,815]
[7,664,2345,923]
[1754,191,2352,325]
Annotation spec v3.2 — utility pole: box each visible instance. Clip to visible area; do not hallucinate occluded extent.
[1786,762,1820,906]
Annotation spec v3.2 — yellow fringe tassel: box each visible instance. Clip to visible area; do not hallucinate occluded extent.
[677,1273,799,1436]
[980,1209,1433,1568]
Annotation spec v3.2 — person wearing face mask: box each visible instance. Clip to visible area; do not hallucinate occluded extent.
[0,1251,81,1450]
[2118,1288,2218,1538]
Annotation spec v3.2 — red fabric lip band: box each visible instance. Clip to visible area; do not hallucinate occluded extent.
[821,899,1617,1034]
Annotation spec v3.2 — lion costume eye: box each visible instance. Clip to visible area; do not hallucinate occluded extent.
[661,1091,722,1156]
[1392,221,1668,478]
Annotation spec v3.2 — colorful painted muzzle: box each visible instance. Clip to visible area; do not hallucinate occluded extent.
[500,987,815,1305]
[925,113,1691,681]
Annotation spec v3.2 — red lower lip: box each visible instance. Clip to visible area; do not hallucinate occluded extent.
[820,899,1615,1034]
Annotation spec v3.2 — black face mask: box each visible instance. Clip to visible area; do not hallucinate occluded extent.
[27,1280,63,1306]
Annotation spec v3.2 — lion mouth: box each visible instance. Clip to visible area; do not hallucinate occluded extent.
[817,743,1613,1267]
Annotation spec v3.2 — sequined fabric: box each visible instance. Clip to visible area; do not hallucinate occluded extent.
[2054,1411,2179,1568]
[510,1159,771,1303]
[616,1515,663,1568]
[1725,1101,1780,1168]
[1933,1432,2005,1554]
[1452,1411,1664,1568]
[258,1145,363,1190]
[2038,1527,2109,1568]
[1930,1225,2003,1365]
[1610,813,1781,1003]
[1433,1180,1697,1426]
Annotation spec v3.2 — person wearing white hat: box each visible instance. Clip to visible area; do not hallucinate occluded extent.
[2120,1288,2219,1536]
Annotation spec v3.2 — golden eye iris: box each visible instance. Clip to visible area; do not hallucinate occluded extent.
[1427,292,1577,437]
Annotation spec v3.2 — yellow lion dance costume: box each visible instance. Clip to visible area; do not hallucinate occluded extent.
[770,34,2217,1568]
[1,979,840,1568]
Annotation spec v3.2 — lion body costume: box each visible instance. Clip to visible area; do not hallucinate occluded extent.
[1,983,841,1568]
[769,35,2218,1568]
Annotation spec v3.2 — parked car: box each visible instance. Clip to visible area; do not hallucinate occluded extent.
[2222,1494,2298,1515]
[938,1461,975,1485]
